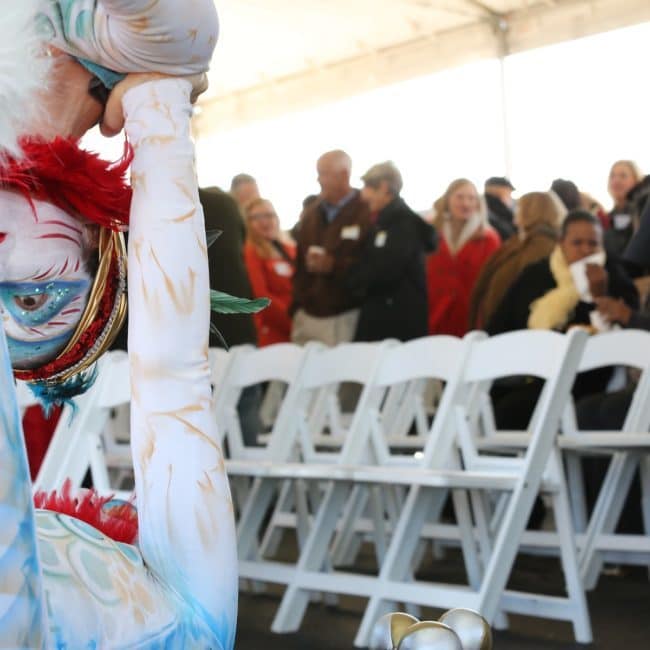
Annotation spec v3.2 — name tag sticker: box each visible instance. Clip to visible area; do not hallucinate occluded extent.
[274,261,292,277]
[374,231,387,248]
[341,225,360,240]
[614,214,632,230]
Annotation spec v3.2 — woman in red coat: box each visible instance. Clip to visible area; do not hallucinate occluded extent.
[427,178,501,336]
[244,198,296,346]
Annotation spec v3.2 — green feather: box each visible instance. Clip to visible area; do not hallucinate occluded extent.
[206,229,223,249]
[210,290,270,315]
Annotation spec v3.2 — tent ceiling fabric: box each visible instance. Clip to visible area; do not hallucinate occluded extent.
[196,0,650,135]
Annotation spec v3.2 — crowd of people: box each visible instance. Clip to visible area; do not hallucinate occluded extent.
[203,152,650,530]
[217,152,648,355]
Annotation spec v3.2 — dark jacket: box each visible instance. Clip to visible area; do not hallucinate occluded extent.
[488,254,639,402]
[487,255,639,336]
[469,224,557,330]
[292,191,371,317]
[349,197,437,342]
[604,210,634,260]
[486,194,516,242]
[624,194,650,275]
[110,188,257,351]
[200,187,258,348]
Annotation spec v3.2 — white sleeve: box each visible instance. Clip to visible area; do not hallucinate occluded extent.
[123,78,237,650]
[38,0,218,75]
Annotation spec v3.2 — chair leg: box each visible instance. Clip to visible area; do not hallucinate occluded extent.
[580,452,638,589]
[237,478,277,561]
[355,486,439,648]
[469,488,509,630]
[549,452,592,643]
[452,488,483,590]
[565,451,588,532]
[475,472,550,624]
[639,456,650,579]
[271,482,352,633]
[331,485,368,567]
[258,479,294,558]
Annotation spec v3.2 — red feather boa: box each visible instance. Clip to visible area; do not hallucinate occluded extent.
[34,479,138,545]
[0,137,133,230]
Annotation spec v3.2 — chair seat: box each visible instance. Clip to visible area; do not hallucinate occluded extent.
[478,432,650,451]
[226,459,520,490]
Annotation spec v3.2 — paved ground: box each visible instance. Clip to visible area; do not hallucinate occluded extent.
[235,547,650,649]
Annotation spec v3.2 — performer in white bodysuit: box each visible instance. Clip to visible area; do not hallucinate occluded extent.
[0,1,238,648]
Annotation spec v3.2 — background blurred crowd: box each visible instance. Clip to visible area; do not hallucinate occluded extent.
[199,153,650,532]
[210,153,649,356]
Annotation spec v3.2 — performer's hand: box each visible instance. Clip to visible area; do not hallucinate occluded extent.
[100,72,209,137]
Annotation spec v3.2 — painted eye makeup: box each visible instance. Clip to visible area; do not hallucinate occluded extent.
[14,294,49,312]
[0,280,90,328]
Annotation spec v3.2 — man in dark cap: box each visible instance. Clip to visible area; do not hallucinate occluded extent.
[484,176,516,241]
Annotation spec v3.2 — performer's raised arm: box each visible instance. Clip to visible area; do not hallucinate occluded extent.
[122,75,237,650]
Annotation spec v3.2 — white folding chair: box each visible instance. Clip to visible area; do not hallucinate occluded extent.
[249,330,591,644]
[558,330,650,587]
[213,343,306,535]
[478,329,650,586]
[232,341,393,587]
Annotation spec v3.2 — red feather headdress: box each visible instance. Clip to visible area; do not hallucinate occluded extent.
[0,137,131,391]
[0,136,133,230]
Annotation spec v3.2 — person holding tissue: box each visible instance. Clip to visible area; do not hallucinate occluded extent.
[487,211,639,432]
[487,210,638,336]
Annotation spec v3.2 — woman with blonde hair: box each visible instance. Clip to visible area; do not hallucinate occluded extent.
[426,178,500,336]
[243,198,296,346]
[606,160,644,257]
[469,191,566,329]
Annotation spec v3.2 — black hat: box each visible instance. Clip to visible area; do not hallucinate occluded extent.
[485,176,515,190]
[550,178,580,211]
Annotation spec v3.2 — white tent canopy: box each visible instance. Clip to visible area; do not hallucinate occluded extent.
[196,0,650,136]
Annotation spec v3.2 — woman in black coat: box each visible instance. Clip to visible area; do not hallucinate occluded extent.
[487,210,639,430]
[348,161,437,342]
[488,210,638,335]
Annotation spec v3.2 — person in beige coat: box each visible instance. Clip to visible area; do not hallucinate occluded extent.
[469,191,566,330]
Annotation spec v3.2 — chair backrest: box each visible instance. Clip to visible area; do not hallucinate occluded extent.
[563,329,650,435]
[358,335,471,466]
[578,329,650,372]
[267,341,394,464]
[455,329,588,477]
[215,343,307,460]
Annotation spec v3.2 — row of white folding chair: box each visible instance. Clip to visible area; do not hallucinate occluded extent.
[476,329,650,587]
[389,331,650,578]
[227,329,592,645]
